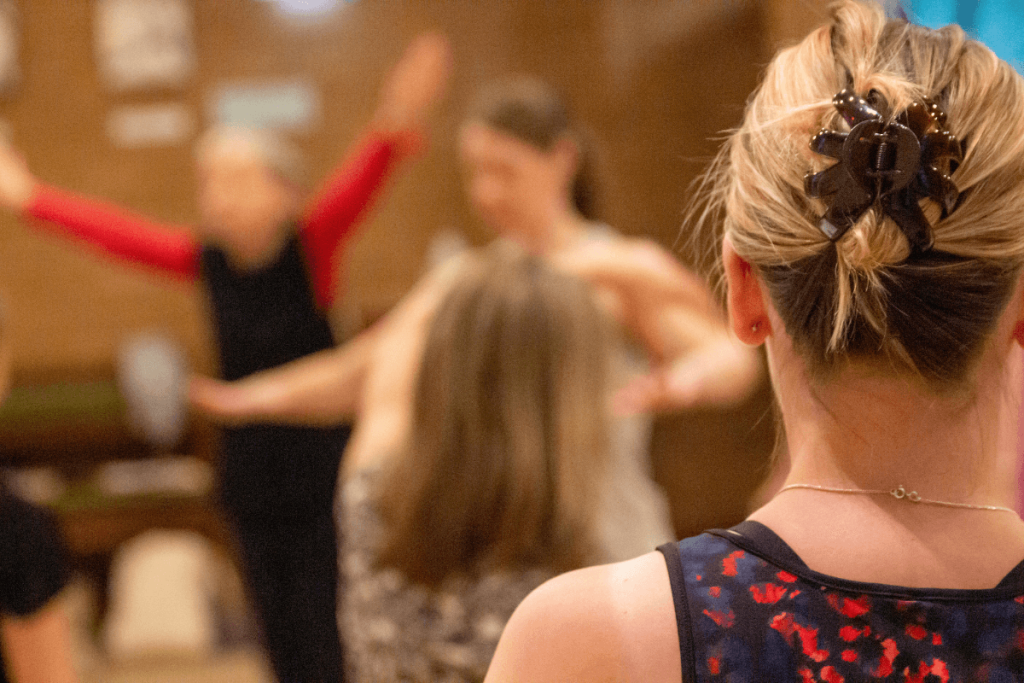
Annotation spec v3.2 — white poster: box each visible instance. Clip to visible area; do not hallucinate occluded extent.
[95,0,197,91]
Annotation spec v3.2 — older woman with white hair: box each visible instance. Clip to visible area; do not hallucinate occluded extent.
[0,34,451,683]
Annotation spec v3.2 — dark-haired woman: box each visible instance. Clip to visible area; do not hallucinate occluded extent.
[465,78,766,557]
[485,3,1024,681]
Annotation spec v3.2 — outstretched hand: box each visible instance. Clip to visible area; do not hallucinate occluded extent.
[0,139,36,213]
[374,32,453,133]
[554,237,763,415]
[188,375,265,426]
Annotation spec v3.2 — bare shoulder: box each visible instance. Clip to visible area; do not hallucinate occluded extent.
[560,234,713,308]
[619,236,712,293]
[484,551,681,683]
[576,233,686,271]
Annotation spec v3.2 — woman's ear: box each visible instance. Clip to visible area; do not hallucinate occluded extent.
[723,234,771,345]
[1012,308,1024,351]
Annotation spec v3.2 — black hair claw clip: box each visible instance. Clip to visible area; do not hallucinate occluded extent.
[804,89,964,253]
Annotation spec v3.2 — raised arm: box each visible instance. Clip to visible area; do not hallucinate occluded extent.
[0,141,198,279]
[559,238,762,414]
[301,33,452,308]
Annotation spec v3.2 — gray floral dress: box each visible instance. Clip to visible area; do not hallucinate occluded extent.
[338,468,554,683]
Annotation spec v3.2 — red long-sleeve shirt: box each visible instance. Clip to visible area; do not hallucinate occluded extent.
[25,130,416,309]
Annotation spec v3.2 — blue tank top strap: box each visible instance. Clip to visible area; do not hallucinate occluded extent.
[709,520,809,570]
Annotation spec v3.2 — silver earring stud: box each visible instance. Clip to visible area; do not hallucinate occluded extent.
[751,321,761,333]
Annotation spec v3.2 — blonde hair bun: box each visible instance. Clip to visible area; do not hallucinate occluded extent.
[698,0,1024,390]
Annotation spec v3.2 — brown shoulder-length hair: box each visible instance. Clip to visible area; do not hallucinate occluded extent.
[376,244,610,588]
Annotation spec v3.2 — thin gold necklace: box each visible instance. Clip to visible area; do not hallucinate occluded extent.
[777,483,1018,515]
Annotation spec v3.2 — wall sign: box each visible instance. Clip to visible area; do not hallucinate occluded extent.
[208,79,320,132]
[106,103,195,148]
[95,0,197,91]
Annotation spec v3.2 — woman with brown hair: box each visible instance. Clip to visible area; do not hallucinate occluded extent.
[341,244,610,681]
[485,2,1024,681]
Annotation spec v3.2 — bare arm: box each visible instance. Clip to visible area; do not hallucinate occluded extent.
[0,140,35,213]
[189,328,379,426]
[1,598,79,683]
[189,253,468,427]
[560,238,762,414]
[369,32,452,136]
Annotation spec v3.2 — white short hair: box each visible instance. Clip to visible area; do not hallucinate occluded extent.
[195,126,308,190]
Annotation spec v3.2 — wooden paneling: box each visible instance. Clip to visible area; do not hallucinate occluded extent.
[762,0,832,51]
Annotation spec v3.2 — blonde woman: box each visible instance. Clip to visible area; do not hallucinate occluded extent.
[485,2,1024,681]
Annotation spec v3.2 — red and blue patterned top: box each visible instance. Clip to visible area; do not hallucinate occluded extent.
[658,521,1024,682]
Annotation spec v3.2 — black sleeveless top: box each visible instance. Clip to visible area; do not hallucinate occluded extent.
[200,234,349,519]
[658,521,1024,682]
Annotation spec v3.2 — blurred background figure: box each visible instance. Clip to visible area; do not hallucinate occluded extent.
[459,78,760,414]
[189,78,761,683]
[341,245,613,682]
[0,298,79,683]
[458,77,763,556]
[0,30,450,683]
[193,76,762,562]
[195,240,667,680]
[0,484,79,683]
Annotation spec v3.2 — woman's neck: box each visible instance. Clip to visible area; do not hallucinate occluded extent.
[507,205,588,257]
[216,217,296,273]
[750,329,1024,589]
[777,355,1022,508]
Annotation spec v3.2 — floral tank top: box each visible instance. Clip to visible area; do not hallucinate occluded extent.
[658,521,1024,682]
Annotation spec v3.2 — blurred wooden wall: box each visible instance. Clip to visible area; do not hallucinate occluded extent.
[0,0,830,537]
